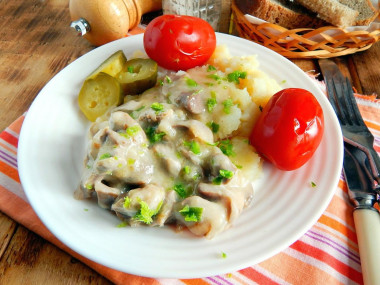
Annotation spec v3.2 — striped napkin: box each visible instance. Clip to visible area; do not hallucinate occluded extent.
[1,76,379,284]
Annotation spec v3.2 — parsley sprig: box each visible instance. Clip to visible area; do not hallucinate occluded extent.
[179,205,203,222]
[227,71,247,84]
[133,199,163,224]
[145,125,166,144]
[213,169,234,185]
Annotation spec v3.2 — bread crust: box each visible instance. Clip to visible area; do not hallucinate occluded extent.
[340,0,379,26]
[236,0,327,29]
[237,0,379,28]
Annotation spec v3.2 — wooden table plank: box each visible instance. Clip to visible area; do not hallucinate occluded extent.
[0,225,112,285]
[0,0,93,132]
[351,42,380,97]
[0,213,17,258]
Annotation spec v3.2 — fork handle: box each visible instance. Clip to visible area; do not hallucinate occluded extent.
[353,208,380,284]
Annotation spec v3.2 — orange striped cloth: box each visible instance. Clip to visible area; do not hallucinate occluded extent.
[1,78,379,284]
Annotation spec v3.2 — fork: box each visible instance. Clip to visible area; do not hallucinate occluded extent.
[320,59,380,188]
[320,59,380,285]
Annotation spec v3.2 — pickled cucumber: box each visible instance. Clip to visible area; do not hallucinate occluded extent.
[117,58,158,95]
[78,72,123,122]
[87,50,127,80]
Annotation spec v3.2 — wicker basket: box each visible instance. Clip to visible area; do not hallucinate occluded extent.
[231,0,380,58]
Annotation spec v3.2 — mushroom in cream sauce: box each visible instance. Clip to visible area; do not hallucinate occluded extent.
[76,47,281,239]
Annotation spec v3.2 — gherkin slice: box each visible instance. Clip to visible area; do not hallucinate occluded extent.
[87,50,127,80]
[78,72,123,122]
[117,58,158,95]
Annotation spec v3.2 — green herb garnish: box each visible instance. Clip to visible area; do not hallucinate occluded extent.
[186,78,198,87]
[123,196,131,208]
[227,71,247,84]
[213,169,234,185]
[222,99,234,114]
[207,97,217,112]
[207,121,220,133]
[179,205,203,222]
[217,140,235,157]
[145,126,166,144]
[99,153,112,160]
[207,65,217,72]
[219,169,234,179]
[151,102,164,114]
[173,183,190,198]
[127,66,134,73]
[133,199,163,224]
[207,74,222,81]
[184,140,201,155]
[311,181,317,188]
[183,166,191,174]
[116,221,128,228]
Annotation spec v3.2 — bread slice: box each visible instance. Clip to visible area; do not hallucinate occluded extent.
[296,0,379,27]
[295,0,359,27]
[236,0,327,29]
[339,0,379,26]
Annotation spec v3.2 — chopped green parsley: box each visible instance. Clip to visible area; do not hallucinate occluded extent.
[219,169,234,179]
[99,153,112,160]
[179,205,203,222]
[207,97,217,112]
[127,66,134,73]
[133,199,163,224]
[221,252,227,259]
[173,183,191,198]
[222,99,234,114]
[207,121,220,133]
[186,78,198,87]
[145,126,166,144]
[184,140,201,155]
[123,196,131,208]
[207,65,217,72]
[213,169,234,185]
[227,71,247,84]
[217,140,236,157]
[116,221,128,228]
[183,165,191,174]
[151,102,164,114]
[207,73,222,81]
[125,125,140,136]
[311,181,317,188]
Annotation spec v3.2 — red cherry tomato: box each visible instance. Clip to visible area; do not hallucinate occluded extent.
[250,88,324,171]
[143,15,216,71]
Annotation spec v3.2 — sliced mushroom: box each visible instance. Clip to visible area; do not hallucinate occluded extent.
[94,176,121,209]
[111,184,165,225]
[197,181,247,223]
[174,196,228,239]
[175,120,213,143]
[177,92,205,114]
[152,143,182,177]
[153,190,177,226]
[206,152,237,182]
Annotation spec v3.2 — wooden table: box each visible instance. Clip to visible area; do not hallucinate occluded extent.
[0,0,379,283]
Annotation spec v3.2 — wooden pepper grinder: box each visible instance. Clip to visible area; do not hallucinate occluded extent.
[69,0,162,46]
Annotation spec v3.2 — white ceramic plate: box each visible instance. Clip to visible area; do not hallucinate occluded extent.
[18,33,343,279]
